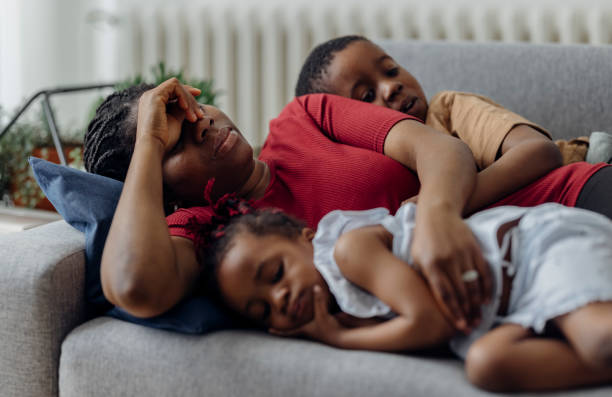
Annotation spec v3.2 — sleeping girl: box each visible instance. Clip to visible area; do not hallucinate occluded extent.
[196,193,612,393]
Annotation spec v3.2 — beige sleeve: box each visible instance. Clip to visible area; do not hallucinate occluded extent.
[426,91,551,170]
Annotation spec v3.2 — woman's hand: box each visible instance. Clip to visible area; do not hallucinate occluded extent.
[269,286,347,346]
[136,77,204,151]
[411,204,491,333]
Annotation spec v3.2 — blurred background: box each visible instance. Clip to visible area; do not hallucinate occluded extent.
[1,0,611,213]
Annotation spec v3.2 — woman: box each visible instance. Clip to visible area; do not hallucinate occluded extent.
[84,78,487,332]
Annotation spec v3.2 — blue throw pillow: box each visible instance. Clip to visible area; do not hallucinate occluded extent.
[29,157,235,333]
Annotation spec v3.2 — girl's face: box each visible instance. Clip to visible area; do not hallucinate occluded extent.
[216,228,331,331]
[321,40,428,122]
[161,104,255,206]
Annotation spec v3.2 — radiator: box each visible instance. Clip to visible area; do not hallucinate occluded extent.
[94,0,612,147]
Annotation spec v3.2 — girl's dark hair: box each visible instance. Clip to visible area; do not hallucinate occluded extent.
[187,189,305,320]
[295,35,368,97]
[84,83,155,182]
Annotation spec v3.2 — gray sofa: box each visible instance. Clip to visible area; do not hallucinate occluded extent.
[2,40,612,397]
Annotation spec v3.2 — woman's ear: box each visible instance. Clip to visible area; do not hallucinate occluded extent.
[302,227,316,241]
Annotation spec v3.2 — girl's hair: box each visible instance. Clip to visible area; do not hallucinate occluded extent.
[187,188,305,316]
[84,83,155,182]
[294,35,368,97]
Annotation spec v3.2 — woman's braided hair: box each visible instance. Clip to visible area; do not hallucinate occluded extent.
[294,35,367,97]
[84,83,155,182]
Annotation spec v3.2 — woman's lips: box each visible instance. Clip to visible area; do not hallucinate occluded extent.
[214,127,238,157]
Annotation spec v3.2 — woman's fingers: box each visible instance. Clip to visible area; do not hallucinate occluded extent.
[157,78,204,122]
[428,271,468,331]
[473,248,492,304]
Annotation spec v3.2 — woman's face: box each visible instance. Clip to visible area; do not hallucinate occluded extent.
[321,40,428,122]
[216,229,331,331]
[161,104,255,206]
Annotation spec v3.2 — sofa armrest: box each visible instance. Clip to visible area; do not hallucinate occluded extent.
[0,220,86,397]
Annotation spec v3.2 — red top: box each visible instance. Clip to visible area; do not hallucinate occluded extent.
[487,161,607,209]
[167,93,608,242]
[168,94,418,239]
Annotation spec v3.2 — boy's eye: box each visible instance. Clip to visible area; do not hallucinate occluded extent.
[272,262,284,283]
[386,67,399,77]
[361,89,375,103]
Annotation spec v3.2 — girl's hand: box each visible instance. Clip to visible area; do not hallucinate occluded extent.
[269,285,346,346]
[136,77,204,151]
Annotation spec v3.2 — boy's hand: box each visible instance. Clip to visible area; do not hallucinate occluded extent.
[136,77,204,151]
[411,204,491,333]
[269,286,346,346]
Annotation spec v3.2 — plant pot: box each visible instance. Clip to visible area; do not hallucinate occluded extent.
[10,145,83,211]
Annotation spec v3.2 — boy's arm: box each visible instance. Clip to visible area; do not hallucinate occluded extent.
[464,124,563,214]
[427,91,562,214]
[278,225,455,351]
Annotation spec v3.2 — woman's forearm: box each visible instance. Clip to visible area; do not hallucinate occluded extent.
[100,137,193,317]
[384,119,477,214]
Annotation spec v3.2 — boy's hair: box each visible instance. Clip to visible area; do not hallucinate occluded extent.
[295,35,368,97]
[84,83,155,182]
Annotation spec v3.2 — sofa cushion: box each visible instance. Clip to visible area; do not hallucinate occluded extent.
[29,157,236,333]
[60,317,612,397]
[0,220,85,397]
[380,41,612,142]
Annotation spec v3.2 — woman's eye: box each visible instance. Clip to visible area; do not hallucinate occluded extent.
[272,263,284,283]
[386,67,399,77]
[361,89,375,103]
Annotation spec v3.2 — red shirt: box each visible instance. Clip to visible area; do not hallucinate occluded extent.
[168,94,418,239]
[167,94,607,242]
[487,161,607,209]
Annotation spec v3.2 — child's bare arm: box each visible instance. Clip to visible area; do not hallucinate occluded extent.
[463,125,563,214]
[332,224,456,351]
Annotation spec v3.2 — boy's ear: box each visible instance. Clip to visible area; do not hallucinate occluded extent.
[302,227,316,241]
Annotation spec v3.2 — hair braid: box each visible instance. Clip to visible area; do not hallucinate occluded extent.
[84,83,155,181]
[294,35,367,97]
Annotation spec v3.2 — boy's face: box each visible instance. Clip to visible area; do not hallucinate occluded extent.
[321,40,428,122]
[216,229,331,331]
[161,104,255,206]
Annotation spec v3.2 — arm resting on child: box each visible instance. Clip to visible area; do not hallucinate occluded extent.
[384,119,489,331]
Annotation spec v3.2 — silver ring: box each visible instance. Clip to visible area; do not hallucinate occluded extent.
[461,270,479,282]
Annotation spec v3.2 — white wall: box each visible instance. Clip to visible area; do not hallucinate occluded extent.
[0,0,114,134]
[1,0,610,141]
